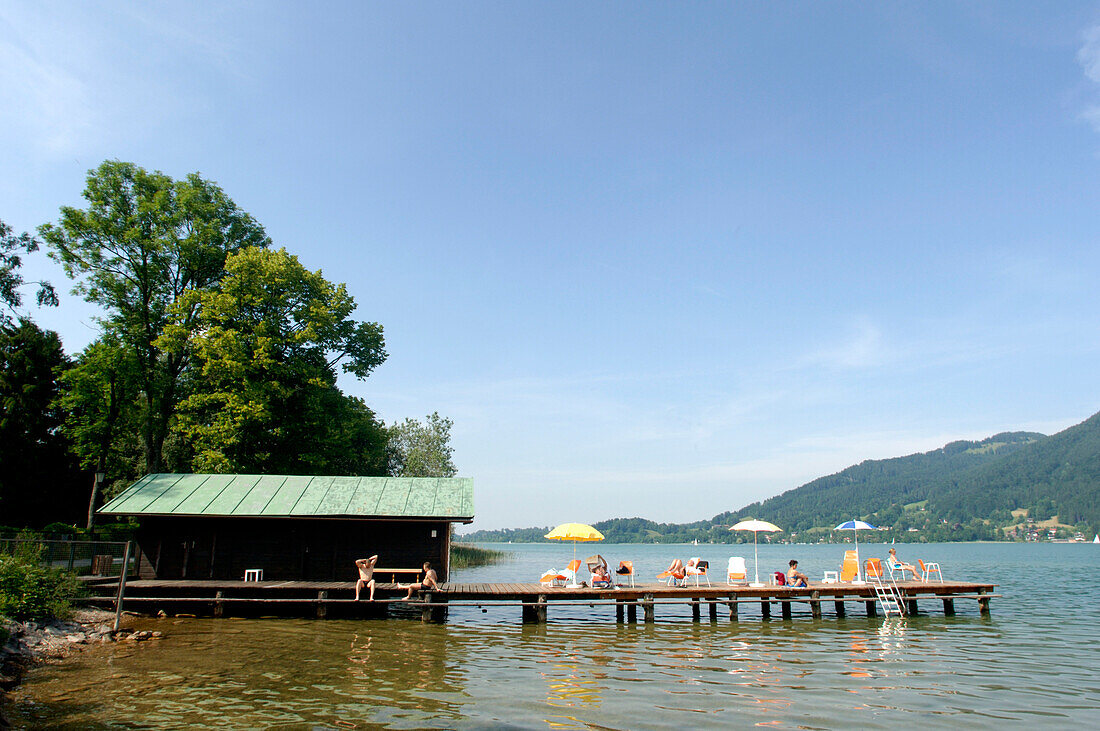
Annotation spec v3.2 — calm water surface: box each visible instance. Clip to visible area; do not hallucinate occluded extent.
[9,542,1100,729]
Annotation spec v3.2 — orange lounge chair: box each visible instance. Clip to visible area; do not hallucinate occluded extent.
[563,559,583,587]
[615,560,635,587]
[865,557,884,579]
[540,570,567,587]
[840,550,860,582]
[919,559,943,583]
[657,562,686,586]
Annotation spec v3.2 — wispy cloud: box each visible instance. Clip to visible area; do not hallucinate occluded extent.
[802,317,888,369]
[1077,22,1100,132]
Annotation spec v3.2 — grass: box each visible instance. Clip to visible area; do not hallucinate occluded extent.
[450,543,508,569]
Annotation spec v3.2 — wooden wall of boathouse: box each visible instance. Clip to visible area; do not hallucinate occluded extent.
[134,516,452,582]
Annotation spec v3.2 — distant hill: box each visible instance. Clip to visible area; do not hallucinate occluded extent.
[460,409,1100,543]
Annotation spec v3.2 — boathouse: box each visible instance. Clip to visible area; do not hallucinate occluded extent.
[98,474,474,582]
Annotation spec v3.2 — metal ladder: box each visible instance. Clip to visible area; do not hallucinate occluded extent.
[870,572,905,616]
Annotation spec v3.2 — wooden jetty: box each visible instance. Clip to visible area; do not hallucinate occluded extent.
[81,577,999,623]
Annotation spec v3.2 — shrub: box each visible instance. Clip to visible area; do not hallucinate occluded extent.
[0,551,83,621]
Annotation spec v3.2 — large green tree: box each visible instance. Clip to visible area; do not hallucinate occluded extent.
[388,412,457,477]
[40,161,271,472]
[159,247,388,474]
[1,218,57,325]
[59,335,142,527]
[0,319,83,526]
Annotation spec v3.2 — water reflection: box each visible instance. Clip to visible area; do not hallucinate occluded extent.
[9,543,1100,729]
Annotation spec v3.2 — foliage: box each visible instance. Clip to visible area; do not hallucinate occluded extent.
[0,319,85,527]
[388,412,457,477]
[449,543,508,569]
[40,161,271,472]
[1,217,57,325]
[159,247,388,474]
[0,551,83,621]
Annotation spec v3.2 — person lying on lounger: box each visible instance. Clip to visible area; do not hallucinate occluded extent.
[591,563,612,588]
[402,561,439,599]
[786,560,809,587]
[887,548,919,580]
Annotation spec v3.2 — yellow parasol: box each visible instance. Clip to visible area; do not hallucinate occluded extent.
[545,523,604,587]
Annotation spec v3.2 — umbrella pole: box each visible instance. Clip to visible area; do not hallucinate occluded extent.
[753,531,760,586]
[854,530,863,584]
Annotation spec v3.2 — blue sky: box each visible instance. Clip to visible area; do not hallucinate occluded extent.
[3,2,1100,529]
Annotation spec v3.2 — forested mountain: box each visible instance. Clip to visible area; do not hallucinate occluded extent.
[463,411,1100,543]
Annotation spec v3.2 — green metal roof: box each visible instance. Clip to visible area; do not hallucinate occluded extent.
[98,474,474,521]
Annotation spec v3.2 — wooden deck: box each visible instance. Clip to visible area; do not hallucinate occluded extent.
[81,577,999,623]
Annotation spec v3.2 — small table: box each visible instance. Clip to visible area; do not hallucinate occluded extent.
[244,569,263,582]
[822,570,839,584]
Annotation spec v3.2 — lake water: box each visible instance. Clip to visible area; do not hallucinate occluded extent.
[8,542,1100,729]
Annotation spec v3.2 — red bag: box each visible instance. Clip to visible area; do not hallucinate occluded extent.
[774,571,786,586]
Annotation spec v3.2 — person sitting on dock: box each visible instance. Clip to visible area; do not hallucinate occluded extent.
[402,561,439,599]
[786,560,808,588]
[591,563,612,588]
[887,548,919,580]
[355,555,379,601]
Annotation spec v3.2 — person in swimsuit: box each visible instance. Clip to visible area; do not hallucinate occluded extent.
[355,555,379,601]
[591,563,611,588]
[887,548,919,580]
[402,561,439,599]
[786,560,809,587]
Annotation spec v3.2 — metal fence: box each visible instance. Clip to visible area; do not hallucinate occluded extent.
[0,538,133,577]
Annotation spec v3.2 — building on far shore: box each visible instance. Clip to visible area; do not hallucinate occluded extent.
[98,474,474,582]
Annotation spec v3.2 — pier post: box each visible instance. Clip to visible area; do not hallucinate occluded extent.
[214,590,224,618]
[978,588,990,616]
[942,598,955,616]
[760,597,771,620]
[834,600,846,617]
[642,594,655,623]
[781,598,792,620]
[691,598,701,621]
[906,598,919,616]
[421,592,434,622]
[727,597,738,622]
[708,600,718,622]
[865,600,877,617]
[537,594,547,624]
[627,601,637,622]
[616,599,625,623]
[810,591,821,619]
[317,591,328,619]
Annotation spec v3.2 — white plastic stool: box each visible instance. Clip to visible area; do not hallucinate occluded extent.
[244,569,263,581]
[822,570,838,584]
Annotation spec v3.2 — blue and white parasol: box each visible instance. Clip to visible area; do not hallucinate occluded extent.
[834,520,877,584]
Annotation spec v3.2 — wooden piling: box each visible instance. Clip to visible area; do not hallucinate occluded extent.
[906,598,919,616]
[942,598,955,616]
[834,600,845,617]
[536,594,547,623]
[317,591,327,619]
[616,599,625,622]
[627,601,637,622]
[691,598,701,621]
[642,593,655,623]
[866,600,877,617]
[708,600,718,621]
[781,599,792,620]
[810,591,821,619]
[214,590,224,618]
[112,541,132,632]
[978,588,990,616]
[761,596,771,620]
[727,597,738,621]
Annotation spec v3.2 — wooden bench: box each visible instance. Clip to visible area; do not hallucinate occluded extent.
[373,568,422,583]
